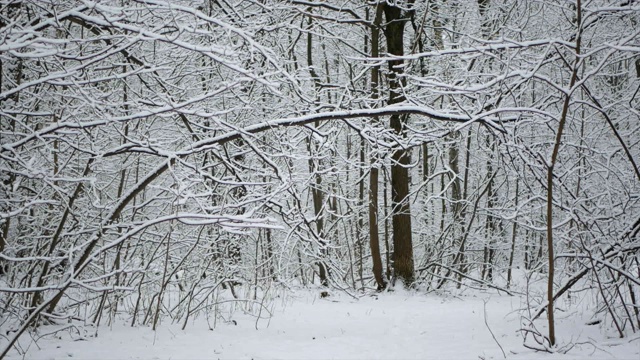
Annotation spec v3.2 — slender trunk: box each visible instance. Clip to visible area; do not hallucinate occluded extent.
[440,157,446,235]
[30,158,94,314]
[383,166,391,279]
[546,0,582,345]
[448,132,462,274]
[358,137,365,288]
[482,138,496,282]
[456,130,473,284]
[524,229,530,270]
[507,179,519,289]
[306,14,328,286]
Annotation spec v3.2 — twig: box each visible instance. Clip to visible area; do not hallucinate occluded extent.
[483,299,506,358]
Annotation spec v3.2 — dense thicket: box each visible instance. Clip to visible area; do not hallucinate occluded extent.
[1,0,638,354]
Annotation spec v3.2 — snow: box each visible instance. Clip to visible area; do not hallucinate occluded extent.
[5,288,639,360]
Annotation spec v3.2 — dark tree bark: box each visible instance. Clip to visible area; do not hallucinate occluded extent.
[368,3,387,291]
[383,2,415,287]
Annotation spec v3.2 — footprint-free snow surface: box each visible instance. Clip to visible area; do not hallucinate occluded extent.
[5,289,639,359]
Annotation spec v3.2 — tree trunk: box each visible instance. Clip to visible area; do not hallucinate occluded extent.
[507,178,519,289]
[306,14,329,286]
[383,2,414,287]
[545,0,582,345]
[368,3,386,291]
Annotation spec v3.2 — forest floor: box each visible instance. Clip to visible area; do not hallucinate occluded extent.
[4,285,639,360]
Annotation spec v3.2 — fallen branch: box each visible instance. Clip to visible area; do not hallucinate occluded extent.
[417,263,515,296]
[483,299,506,358]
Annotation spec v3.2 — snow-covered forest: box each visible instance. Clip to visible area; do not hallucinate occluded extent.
[1,0,639,358]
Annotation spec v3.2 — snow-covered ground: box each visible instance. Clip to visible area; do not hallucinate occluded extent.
[4,287,639,360]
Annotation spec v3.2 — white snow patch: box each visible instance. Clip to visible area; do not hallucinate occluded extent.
[4,290,638,360]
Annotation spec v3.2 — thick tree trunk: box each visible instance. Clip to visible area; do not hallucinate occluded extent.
[383,3,414,287]
[368,3,386,290]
